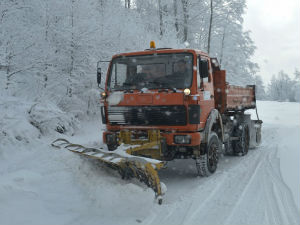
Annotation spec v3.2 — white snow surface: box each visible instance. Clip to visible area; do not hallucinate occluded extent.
[107,91,124,105]
[0,99,300,225]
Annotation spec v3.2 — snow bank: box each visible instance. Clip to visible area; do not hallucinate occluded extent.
[0,96,155,225]
[0,96,40,148]
[0,97,79,140]
[107,91,124,105]
[28,102,79,136]
[0,95,79,156]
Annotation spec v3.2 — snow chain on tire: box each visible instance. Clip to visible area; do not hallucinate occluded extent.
[196,132,220,177]
[196,154,210,177]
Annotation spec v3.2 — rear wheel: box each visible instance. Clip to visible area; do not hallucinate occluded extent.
[224,127,234,155]
[196,132,220,176]
[233,123,249,156]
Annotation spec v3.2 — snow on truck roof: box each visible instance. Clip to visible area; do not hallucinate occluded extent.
[112,48,209,59]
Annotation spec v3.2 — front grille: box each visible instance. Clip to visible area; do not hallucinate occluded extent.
[107,105,186,126]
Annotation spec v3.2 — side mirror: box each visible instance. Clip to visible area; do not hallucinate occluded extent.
[97,63,102,86]
[200,60,209,79]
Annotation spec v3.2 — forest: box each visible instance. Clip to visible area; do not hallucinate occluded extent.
[0,0,299,121]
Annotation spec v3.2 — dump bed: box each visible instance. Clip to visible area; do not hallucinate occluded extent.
[213,70,256,113]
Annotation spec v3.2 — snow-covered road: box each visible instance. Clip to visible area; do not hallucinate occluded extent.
[0,100,299,225]
[146,125,299,225]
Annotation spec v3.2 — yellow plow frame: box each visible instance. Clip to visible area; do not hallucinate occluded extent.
[51,130,166,204]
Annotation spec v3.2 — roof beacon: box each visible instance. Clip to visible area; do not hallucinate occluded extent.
[150,40,156,49]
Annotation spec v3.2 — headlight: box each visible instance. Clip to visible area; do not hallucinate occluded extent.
[101,92,107,99]
[184,88,191,96]
[174,135,191,144]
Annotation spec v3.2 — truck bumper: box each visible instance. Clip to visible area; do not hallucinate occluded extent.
[161,132,201,146]
[103,131,201,147]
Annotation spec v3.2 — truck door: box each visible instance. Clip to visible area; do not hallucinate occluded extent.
[197,55,215,128]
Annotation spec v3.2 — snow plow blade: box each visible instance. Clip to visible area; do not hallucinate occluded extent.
[51,138,165,204]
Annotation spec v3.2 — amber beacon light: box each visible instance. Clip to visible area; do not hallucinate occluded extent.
[150,40,156,49]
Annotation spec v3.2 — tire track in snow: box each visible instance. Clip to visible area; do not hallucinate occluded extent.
[146,126,300,225]
[262,154,286,225]
[264,145,300,225]
[256,126,300,225]
[144,174,228,225]
[222,151,265,225]
[183,150,265,225]
[147,147,266,225]
[224,126,300,225]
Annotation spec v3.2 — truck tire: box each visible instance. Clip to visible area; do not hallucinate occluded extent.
[196,132,220,176]
[233,123,249,156]
[107,143,118,151]
[224,127,234,155]
[224,138,233,155]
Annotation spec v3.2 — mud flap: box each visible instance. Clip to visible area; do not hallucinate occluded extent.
[249,120,263,148]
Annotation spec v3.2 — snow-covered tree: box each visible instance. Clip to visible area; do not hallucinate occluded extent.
[267,71,297,102]
[0,0,259,116]
[254,75,266,100]
[293,69,300,102]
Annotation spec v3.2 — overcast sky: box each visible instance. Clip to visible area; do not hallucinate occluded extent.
[243,0,300,84]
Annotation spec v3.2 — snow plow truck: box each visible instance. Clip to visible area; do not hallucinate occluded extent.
[52,41,262,204]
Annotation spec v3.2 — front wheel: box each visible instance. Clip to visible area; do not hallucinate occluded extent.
[196,132,220,176]
[107,143,118,151]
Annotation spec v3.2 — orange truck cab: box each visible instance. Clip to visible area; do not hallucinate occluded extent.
[97,43,262,176]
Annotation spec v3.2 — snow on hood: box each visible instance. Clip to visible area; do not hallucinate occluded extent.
[107,91,124,105]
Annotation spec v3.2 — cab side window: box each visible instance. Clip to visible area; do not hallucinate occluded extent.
[197,57,201,88]
[201,59,209,83]
[198,56,209,86]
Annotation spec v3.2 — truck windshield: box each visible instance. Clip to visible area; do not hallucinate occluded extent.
[107,53,193,91]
